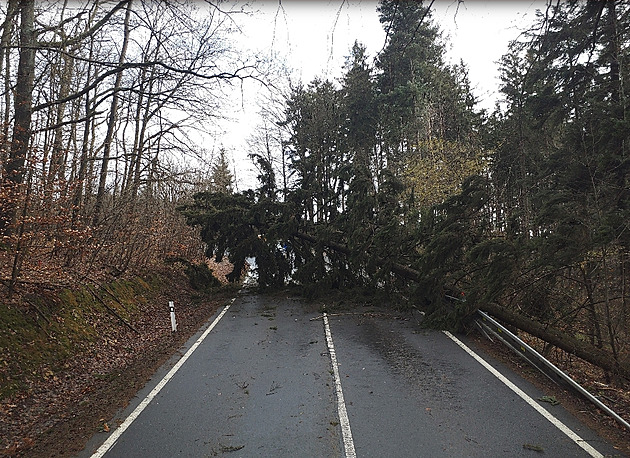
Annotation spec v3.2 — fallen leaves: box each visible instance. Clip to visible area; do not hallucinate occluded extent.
[99,420,110,433]
[0,266,235,457]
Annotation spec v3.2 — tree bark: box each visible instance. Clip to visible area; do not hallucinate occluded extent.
[72,37,95,227]
[0,0,19,167]
[45,48,74,209]
[0,0,35,236]
[92,0,132,225]
[481,301,629,381]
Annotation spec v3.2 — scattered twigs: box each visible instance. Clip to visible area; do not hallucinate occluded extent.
[85,284,140,334]
[309,311,394,321]
[309,312,359,321]
[21,297,52,337]
[99,284,132,309]
[0,277,70,289]
[23,297,51,325]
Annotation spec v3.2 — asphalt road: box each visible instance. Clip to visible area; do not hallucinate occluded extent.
[79,290,620,457]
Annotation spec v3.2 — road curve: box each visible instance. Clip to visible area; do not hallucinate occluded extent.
[78,291,619,457]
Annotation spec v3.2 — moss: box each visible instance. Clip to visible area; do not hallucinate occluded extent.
[0,276,158,401]
[0,305,38,397]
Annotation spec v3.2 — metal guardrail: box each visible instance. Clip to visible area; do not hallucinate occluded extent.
[475,310,630,431]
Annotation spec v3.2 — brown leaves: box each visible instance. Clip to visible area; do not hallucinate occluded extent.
[100,420,110,433]
[0,267,234,457]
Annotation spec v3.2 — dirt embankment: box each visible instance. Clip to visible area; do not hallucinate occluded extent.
[0,262,237,458]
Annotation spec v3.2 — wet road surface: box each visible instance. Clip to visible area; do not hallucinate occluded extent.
[79,291,619,457]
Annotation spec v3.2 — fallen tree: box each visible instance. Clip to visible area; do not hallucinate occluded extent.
[294,231,630,381]
[293,232,425,284]
[179,190,629,381]
[480,302,630,381]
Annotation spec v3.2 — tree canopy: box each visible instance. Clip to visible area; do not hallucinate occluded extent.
[181,0,630,382]
[3,0,629,389]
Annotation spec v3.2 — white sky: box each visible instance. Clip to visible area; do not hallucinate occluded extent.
[217,0,547,189]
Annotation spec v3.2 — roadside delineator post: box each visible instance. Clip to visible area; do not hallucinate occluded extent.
[169,301,177,332]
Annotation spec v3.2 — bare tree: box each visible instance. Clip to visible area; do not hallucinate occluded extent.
[0,0,19,167]
[92,0,132,225]
[0,0,35,236]
[0,0,266,290]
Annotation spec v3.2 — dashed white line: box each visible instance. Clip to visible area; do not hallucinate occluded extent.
[443,331,604,458]
[323,313,357,458]
[90,298,236,458]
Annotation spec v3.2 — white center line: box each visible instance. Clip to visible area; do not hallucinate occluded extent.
[323,313,357,458]
[90,298,236,458]
[443,331,604,458]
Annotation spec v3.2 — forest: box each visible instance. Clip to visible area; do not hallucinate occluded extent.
[183,0,630,385]
[1,0,629,451]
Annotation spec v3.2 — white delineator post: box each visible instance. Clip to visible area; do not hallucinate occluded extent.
[169,301,177,332]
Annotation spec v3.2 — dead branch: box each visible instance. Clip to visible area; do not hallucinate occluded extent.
[85,284,140,335]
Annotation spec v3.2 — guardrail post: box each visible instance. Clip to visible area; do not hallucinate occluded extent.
[476,310,630,431]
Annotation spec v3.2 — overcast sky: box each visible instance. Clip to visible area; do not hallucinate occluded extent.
[217,0,547,189]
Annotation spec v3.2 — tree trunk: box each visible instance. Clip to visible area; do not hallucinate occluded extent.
[92,0,132,225]
[126,63,152,200]
[294,231,630,381]
[481,301,629,381]
[0,0,35,236]
[44,49,74,211]
[581,262,604,347]
[0,0,19,167]
[72,39,95,227]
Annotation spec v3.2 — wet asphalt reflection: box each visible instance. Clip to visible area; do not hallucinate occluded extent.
[80,293,618,458]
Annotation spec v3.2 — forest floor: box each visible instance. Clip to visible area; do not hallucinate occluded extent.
[0,260,238,458]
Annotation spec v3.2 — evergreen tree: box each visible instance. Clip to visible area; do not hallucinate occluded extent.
[338,41,378,282]
[376,0,444,170]
[210,148,234,194]
[341,41,378,178]
[179,189,294,287]
[283,79,345,224]
[375,0,483,209]
[472,0,630,366]
[179,1,630,381]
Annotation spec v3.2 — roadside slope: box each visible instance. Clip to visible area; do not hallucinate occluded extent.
[0,266,237,458]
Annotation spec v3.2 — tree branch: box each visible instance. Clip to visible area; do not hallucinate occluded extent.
[293,231,630,381]
[33,60,261,112]
[37,0,131,48]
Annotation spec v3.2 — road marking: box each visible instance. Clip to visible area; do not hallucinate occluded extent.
[90,298,236,458]
[443,331,604,458]
[323,313,357,458]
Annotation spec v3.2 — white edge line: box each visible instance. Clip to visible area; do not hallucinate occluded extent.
[90,299,235,458]
[443,330,604,458]
[323,313,357,458]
